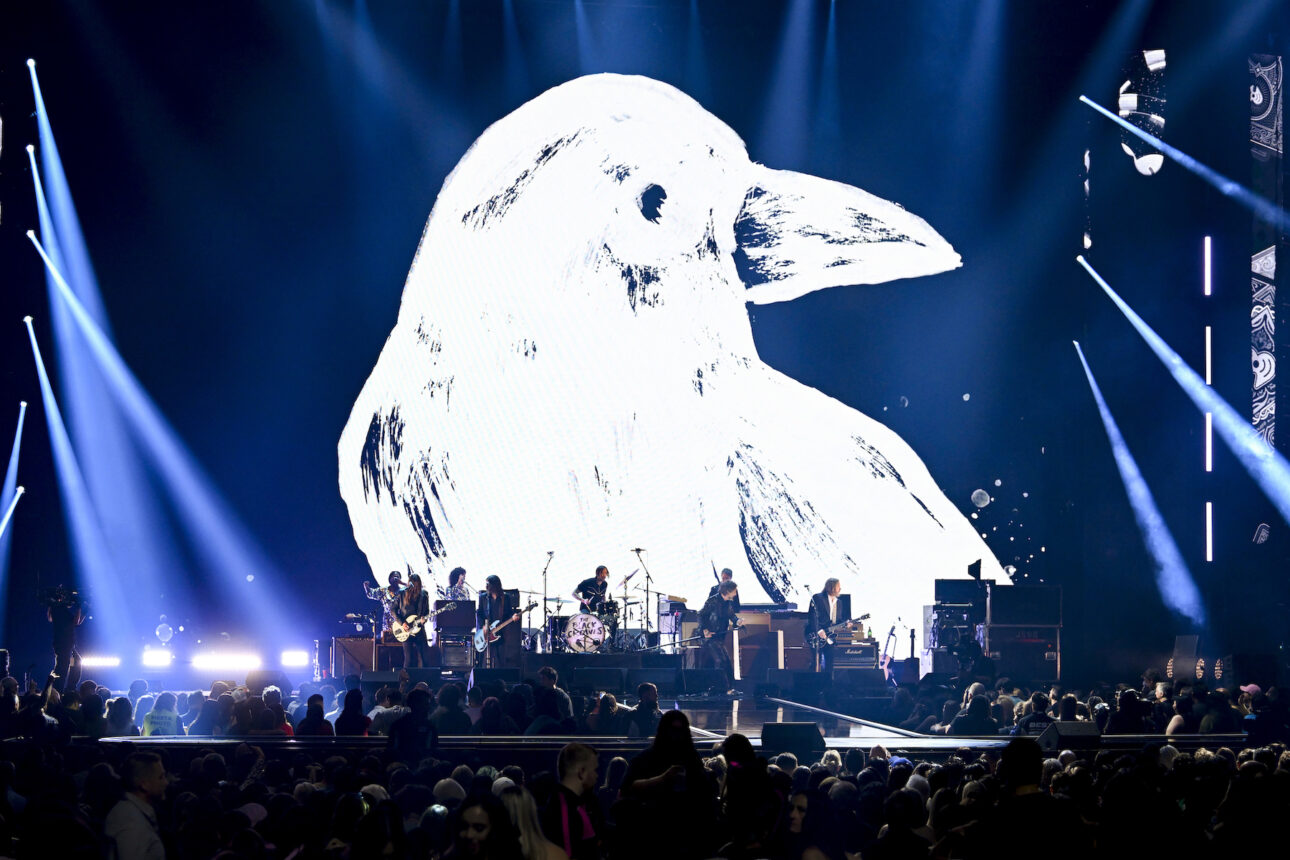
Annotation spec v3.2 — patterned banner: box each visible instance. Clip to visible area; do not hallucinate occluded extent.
[1250,55,1283,449]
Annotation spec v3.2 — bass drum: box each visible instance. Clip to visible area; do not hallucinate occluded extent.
[564,613,606,653]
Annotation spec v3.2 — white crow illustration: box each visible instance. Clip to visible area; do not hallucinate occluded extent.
[338,74,1002,636]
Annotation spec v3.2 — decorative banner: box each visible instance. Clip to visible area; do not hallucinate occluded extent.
[1250,55,1283,450]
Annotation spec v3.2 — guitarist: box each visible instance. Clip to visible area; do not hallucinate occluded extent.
[476,575,518,668]
[806,578,856,674]
[699,580,740,695]
[396,573,432,668]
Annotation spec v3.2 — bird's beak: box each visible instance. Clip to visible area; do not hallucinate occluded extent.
[735,165,961,305]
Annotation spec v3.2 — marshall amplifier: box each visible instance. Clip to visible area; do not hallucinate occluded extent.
[833,640,879,668]
[437,634,476,669]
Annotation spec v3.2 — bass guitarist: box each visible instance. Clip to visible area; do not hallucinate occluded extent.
[805,578,857,674]
[396,573,432,668]
[476,575,518,668]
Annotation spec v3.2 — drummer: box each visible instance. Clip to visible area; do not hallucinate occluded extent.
[573,565,610,614]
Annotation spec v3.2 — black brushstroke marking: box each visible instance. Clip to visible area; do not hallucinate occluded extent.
[693,367,704,395]
[604,163,633,182]
[733,186,782,288]
[624,263,662,311]
[462,131,583,228]
[639,184,667,223]
[696,213,719,259]
[360,407,404,503]
[851,434,942,528]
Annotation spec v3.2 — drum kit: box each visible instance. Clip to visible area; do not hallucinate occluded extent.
[539,595,644,652]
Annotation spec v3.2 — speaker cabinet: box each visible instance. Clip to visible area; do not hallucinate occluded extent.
[761,722,826,764]
[626,668,680,697]
[570,667,627,695]
[1037,720,1099,751]
[468,667,521,691]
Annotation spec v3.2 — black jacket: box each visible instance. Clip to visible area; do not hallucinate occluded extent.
[805,592,850,642]
[699,594,736,635]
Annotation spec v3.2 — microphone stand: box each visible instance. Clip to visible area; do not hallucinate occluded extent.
[633,548,653,640]
[539,552,555,653]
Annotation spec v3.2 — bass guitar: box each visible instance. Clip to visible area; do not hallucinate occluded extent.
[392,602,458,643]
[474,602,539,652]
[806,612,870,649]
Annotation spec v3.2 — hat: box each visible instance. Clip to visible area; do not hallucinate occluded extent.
[1240,683,1262,696]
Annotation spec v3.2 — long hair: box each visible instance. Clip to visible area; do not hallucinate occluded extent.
[485,575,503,596]
[651,709,701,768]
[497,786,547,860]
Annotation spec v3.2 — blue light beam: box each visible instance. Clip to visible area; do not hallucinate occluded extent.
[24,317,134,641]
[1073,341,1206,625]
[26,141,188,621]
[27,234,293,645]
[0,488,24,543]
[0,401,30,626]
[1079,256,1290,526]
[1081,95,1290,234]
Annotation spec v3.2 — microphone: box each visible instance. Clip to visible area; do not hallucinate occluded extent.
[630,547,645,553]
[888,625,896,637]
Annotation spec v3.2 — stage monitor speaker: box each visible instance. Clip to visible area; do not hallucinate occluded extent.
[245,670,293,694]
[469,667,521,691]
[333,637,375,678]
[761,722,826,764]
[832,667,887,692]
[680,668,728,694]
[627,668,680,697]
[571,667,627,695]
[358,671,402,706]
[1037,721,1100,751]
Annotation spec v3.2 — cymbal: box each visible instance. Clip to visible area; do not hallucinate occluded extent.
[545,597,566,602]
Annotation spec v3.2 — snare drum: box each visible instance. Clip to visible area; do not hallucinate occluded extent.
[564,613,606,653]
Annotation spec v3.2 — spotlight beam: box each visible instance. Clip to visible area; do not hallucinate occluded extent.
[1074,342,1205,625]
[23,316,132,633]
[1080,95,1290,233]
[0,488,25,542]
[26,233,290,640]
[1078,256,1290,526]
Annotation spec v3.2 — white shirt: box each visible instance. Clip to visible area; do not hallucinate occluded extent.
[828,596,837,624]
[105,793,164,860]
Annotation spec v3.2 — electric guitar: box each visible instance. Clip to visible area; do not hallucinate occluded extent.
[806,612,870,649]
[392,602,458,643]
[473,602,539,652]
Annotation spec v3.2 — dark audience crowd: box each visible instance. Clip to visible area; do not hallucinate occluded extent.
[0,660,1285,859]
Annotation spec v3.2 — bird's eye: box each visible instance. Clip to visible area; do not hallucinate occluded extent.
[638,184,667,223]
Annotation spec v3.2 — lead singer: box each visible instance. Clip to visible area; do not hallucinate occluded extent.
[699,580,739,695]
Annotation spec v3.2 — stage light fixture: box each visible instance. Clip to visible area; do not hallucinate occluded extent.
[1203,236,1212,296]
[280,650,309,668]
[80,655,121,668]
[141,649,172,667]
[192,653,262,671]
[1195,657,1205,679]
